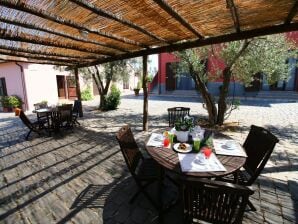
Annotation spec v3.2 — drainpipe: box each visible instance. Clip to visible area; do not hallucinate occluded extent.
[16,62,28,111]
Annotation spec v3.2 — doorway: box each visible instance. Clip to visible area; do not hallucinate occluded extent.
[166,63,176,91]
[56,76,66,98]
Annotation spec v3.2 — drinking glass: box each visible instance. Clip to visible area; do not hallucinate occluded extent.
[168,132,174,144]
[163,138,170,147]
[193,137,200,152]
[203,147,212,159]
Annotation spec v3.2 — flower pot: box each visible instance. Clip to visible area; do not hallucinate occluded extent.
[133,89,140,96]
[176,130,189,142]
[2,107,12,112]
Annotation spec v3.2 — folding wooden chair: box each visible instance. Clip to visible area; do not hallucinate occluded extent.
[116,125,161,210]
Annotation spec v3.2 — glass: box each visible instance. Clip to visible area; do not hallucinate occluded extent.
[163,138,170,147]
[203,147,212,159]
[193,137,200,152]
[168,132,174,144]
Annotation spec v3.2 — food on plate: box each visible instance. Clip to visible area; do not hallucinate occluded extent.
[178,143,187,150]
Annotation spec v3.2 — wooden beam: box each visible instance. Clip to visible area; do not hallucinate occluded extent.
[0,28,112,56]
[0,44,99,60]
[0,50,87,64]
[0,1,147,48]
[142,55,148,131]
[152,0,203,38]
[70,0,166,43]
[76,22,298,68]
[0,57,72,66]
[74,67,82,102]
[285,1,298,24]
[0,17,128,53]
[226,0,240,33]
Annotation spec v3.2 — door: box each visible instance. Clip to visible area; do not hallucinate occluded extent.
[166,63,176,91]
[56,76,66,98]
[67,76,77,98]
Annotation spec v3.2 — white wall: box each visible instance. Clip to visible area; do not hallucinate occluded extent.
[24,64,69,111]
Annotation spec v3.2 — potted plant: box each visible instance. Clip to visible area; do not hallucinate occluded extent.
[0,96,11,112]
[174,116,194,142]
[0,95,23,112]
[133,81,142,96]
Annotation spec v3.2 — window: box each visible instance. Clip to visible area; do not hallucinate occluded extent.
[0,78,7,96]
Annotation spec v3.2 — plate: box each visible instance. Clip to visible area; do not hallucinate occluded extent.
[173,143,192,153]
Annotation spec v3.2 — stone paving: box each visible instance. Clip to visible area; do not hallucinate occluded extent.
[0,95,297,224]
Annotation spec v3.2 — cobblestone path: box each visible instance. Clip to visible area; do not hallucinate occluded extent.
[0,96,297,223]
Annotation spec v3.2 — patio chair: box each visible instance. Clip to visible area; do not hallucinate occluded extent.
[167,107,190,127]
[218,125,279,211]
[33,102,48,124]
[182,178,254,224]
[72,100,82,126]
[19,110,45,140]
[53,104,73,130]
[116,125,161,210]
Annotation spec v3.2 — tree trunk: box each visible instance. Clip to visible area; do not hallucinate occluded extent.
[217,67,231,125]
[99,94,107,110]
[193,73,217,126]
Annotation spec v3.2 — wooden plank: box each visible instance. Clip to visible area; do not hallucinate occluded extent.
[152,0,203,38]
[285,1,298,24]
[77,22,298,68]
[70,0,166,43]
[0,17,128,53]
[227,0,240,33]
[0,44,98,60]
[0,28,112,56]
[0,1,146,48]
[0,50,86,63]
[143,55,148,131]
[0,57,72,66]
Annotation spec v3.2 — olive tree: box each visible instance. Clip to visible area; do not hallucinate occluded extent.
[175,34,292,126]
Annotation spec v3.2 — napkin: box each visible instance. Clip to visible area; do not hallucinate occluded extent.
[146,133,164,147]
[178,153,226,172]
[213,139,247,157]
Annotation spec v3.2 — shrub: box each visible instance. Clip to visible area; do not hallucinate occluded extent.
[103,84,121,110]
[81,87,93,101]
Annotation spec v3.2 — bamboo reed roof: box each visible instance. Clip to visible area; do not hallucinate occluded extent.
[0,0,298,67]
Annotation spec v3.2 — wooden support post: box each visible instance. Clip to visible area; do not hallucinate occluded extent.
[143,55,148,131]
[74,67,83,117]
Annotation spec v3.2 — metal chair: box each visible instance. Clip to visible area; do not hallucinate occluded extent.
[182,178,254,224]
[19,110,45,140]
[219,125,279,211]
[167,107,190,127]
[116,125,161,210]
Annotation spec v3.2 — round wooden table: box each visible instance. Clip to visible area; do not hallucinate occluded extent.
[146,132,246,178]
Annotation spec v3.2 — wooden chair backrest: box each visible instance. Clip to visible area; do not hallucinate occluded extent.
[183,178,254,224]
[243,125,279,185]
[33,102,48,110]
[19,110,34,130]
[116,125,142,175]
[57,104,73,122]
[167,107,190,127]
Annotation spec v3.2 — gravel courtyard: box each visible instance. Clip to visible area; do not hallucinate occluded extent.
[0,95,297,224]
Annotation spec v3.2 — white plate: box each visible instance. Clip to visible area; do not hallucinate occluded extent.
[173,143,192,153]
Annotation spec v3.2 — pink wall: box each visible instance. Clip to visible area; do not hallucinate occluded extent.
[0,62,26,104]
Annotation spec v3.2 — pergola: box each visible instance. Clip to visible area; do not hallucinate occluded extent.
[1,0,298,129]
